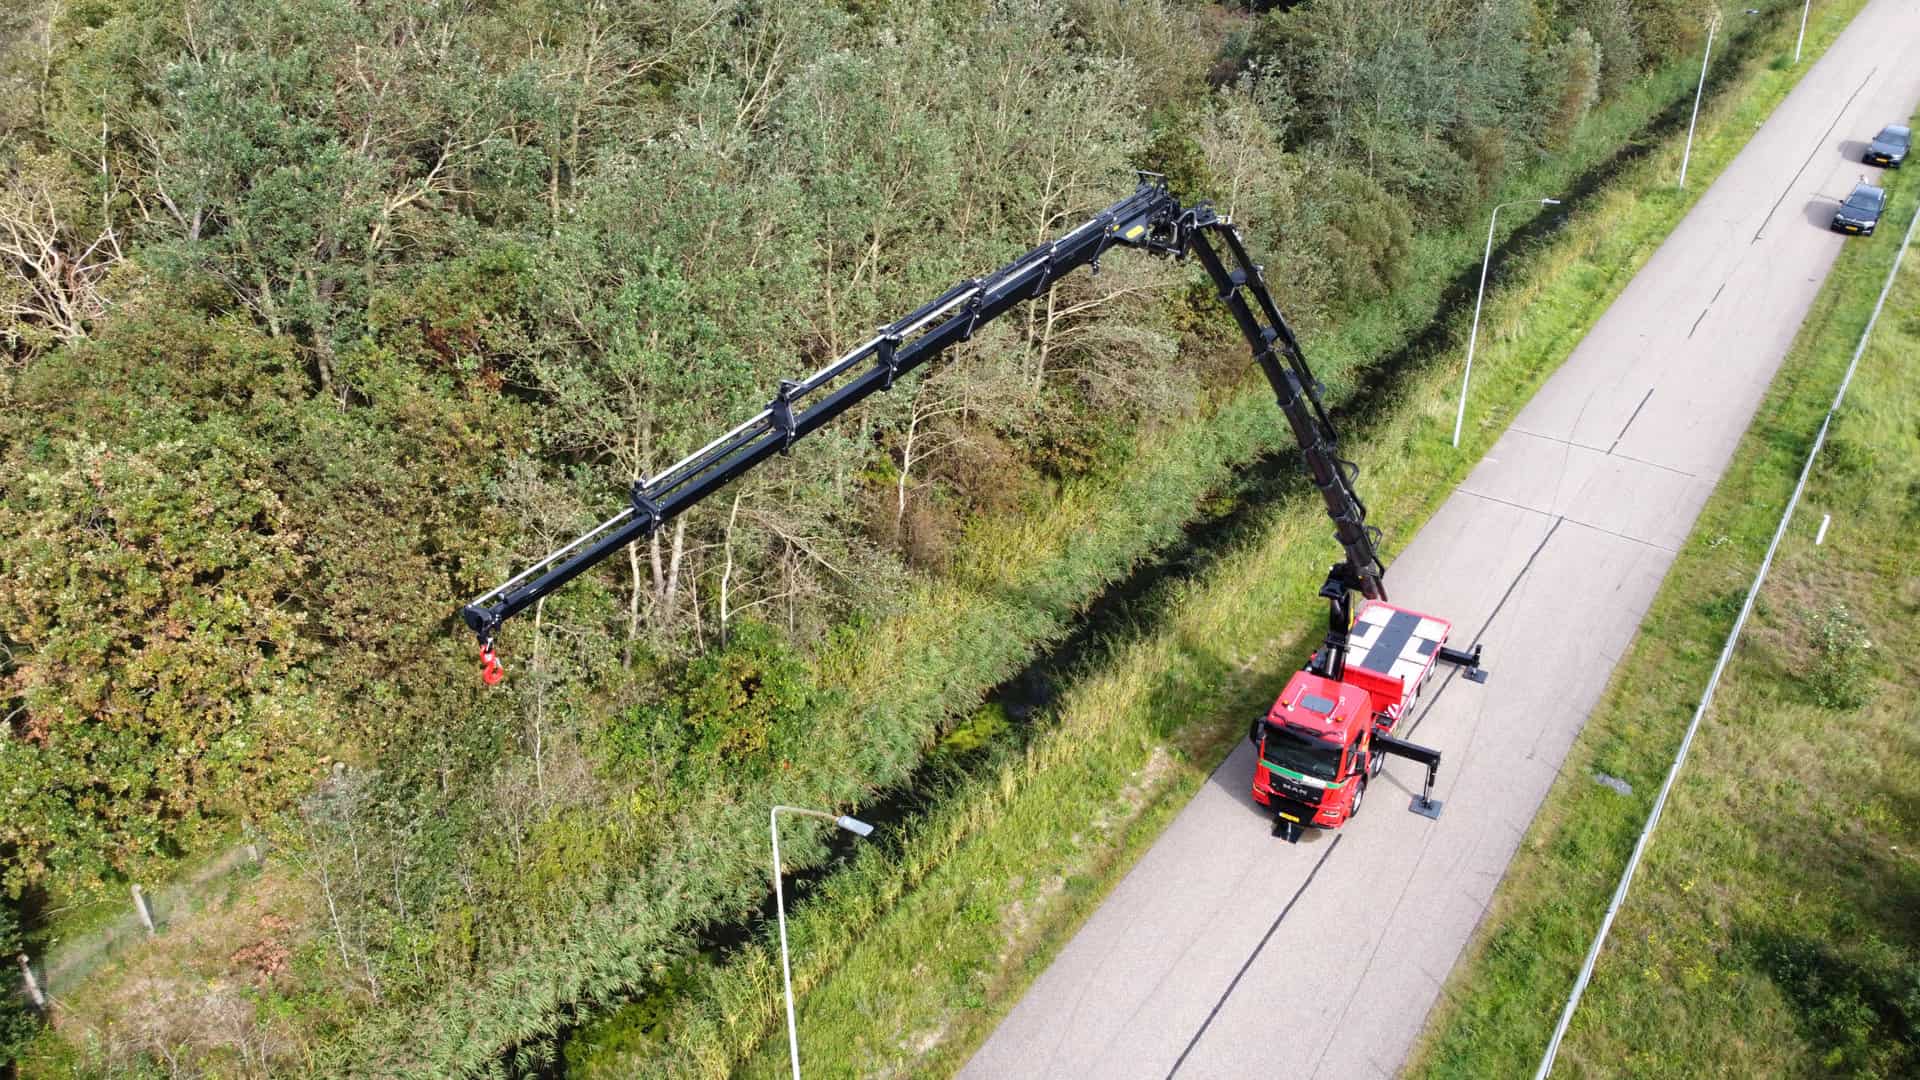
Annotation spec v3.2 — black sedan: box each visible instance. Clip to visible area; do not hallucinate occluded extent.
[1864,124,1910,168]
[1832,180,1886,236]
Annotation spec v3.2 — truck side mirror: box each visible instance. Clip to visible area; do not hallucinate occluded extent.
[1249,718,1263,745]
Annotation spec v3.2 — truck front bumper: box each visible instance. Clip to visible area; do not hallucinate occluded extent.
[1266,794,1333,829]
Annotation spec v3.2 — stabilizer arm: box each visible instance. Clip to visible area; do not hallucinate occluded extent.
[1373,731,1444,819]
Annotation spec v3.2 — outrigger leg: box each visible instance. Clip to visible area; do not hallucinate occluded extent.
[1374,732,1446,820]
[1437,642,1488,684]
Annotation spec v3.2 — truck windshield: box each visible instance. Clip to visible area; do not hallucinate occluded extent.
[1262,725,1343,782]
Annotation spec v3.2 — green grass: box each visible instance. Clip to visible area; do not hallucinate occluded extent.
[1409,106,1920,1080]
[567,4,1874,1075]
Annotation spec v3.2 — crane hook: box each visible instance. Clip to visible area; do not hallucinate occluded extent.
[479,641,505,686]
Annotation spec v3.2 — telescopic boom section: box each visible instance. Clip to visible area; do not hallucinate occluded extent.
[1179,208,1386,595]
[460,178,1386,681]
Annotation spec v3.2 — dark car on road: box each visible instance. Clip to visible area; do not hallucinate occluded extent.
[1832,180,1886,236]
[1864,124,1910,168]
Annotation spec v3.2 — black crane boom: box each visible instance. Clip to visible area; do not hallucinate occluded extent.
[461,177,1385,683]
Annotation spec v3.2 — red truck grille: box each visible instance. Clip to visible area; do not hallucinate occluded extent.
[1266,771,1322,806]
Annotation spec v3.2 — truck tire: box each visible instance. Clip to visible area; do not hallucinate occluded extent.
[1350,777,1367,818]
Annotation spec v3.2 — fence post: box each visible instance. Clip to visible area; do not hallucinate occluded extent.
[17,953,45,1010]
[131,883,156,937]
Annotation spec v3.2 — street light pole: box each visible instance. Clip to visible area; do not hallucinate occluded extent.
[1452,197,1561,449]
[771,805,874,1080]
[1678,15,1718,188]
[1795,0,1811,65]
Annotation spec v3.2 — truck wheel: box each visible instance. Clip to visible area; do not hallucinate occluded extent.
[1350,777,1367,818]
[1369,748,1384,778]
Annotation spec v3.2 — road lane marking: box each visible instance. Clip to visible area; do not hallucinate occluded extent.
[1403,516,1567,740]
[1165,834,1343,1078]
[1505,427,1695,477]
[1752,67,1877,242]
[1609,388,1656,452]
[1453,490,1680,554]
[1690,280,1736,339]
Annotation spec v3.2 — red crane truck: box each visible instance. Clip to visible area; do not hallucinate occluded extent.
[461,176,1487,841]
[1252,598,1480,842]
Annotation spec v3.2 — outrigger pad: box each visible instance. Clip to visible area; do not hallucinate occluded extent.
[1410,796,1444,820]
[1438,643,1488,684]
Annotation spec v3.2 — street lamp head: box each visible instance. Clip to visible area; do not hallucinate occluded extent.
[1541,198,1562,206]
[836,815,874,837]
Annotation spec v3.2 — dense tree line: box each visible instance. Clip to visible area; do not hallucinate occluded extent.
[0,0,1728,1069]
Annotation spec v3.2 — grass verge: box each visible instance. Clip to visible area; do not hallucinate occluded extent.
[1407,102,1920,1078]
[565,2,1872,1074]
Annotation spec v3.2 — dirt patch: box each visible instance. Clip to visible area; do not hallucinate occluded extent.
[996,874,1068,969]
[228,915,295,986]
[1082,744,1178,842]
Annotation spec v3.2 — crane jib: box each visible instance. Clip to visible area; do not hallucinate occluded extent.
[460,178,1388,676]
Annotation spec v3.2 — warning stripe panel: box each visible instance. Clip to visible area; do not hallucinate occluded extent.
[1350,606,1444,688]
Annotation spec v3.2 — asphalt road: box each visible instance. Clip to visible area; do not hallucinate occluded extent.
[960,4,1920,1077]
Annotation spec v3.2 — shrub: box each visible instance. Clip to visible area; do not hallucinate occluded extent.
[0,434,326,896]
[1805,601,1875,710]
[1559,0,1644,96]
[604,621,835,783]
[1545,28,1604,150]
[1316,166,1416,305]
[1135,119,1218,204]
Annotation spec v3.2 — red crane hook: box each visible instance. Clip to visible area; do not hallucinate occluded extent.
[479,642,505,686]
